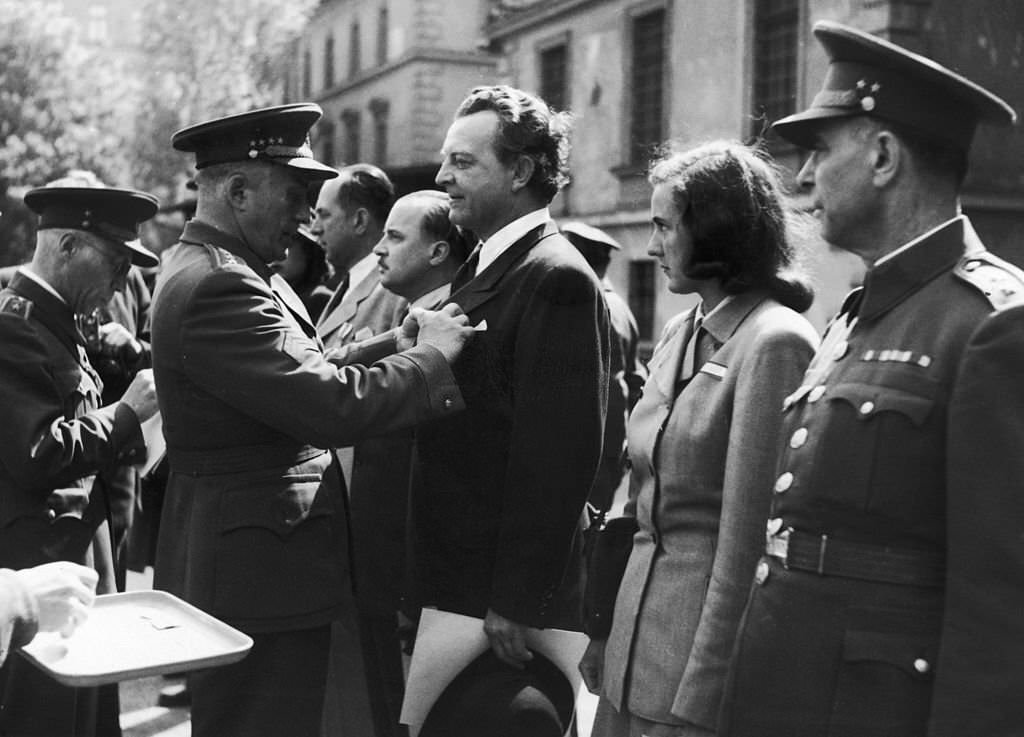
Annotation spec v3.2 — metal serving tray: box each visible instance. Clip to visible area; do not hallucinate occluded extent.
[20,590,253,687]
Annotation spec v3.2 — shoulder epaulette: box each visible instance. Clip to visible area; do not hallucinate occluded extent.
[0,294,32,319]
[954,251,1024,309]
[201,243,244,269]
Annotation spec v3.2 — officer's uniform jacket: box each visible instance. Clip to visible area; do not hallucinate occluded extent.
[316,265,406,352]
[0,271,143,737]
[589,283,647,513]
[721,217,1024,736]
[0,271,144,589]
[410,220,611,630]
[602,292,816,730]
[150,220,463,634]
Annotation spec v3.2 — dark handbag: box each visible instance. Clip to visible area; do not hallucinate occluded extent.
[582,515,638,639]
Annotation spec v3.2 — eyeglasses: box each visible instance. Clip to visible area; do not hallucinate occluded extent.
[81,236,131,280]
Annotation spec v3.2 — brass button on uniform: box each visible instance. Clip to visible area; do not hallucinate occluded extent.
[774,472,794,493]
[766,517,783,536]
[790,428,808,449]
[832,340,849,361]
[808,385,827,403]
[859,400,875,415]
[913,658,930,674]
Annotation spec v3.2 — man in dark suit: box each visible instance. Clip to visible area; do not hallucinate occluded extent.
[150,103,474,737]
[311,164,411,735]
[313,163,405,354]
[0,185,160,737]
[718,22,1024,737]
[413,85,611,737]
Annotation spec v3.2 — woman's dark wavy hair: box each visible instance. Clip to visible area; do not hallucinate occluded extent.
[648,140,815,312]
[455,85,572,203]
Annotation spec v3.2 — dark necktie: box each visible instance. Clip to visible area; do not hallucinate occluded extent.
[318,272,351,325]
[451,245,482,292]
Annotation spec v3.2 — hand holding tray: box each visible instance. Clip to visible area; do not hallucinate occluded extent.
[20,590,252,687]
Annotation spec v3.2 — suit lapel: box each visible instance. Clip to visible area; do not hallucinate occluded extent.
[448,221,558,314]
[651,309,695,401]
[318,272,376,338]
[269,274,317,339]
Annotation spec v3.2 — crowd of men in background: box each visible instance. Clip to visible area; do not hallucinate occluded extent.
[0,17,1022,737]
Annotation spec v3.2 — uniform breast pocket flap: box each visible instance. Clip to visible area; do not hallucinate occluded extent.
[828,608,940,734]
[829,383,934,427]
[220,475,334,539]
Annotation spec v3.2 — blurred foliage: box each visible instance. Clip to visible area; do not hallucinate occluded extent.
[131,0,320,194]
[0,1,134,186]
[0,0,318,199]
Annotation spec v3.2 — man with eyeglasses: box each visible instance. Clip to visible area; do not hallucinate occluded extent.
[0,185,161,737]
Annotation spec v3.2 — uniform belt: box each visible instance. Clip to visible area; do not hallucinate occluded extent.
[168,443,327,476]
[766,529,945,588]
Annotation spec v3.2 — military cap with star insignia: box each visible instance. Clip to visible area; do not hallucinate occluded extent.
[171,103,338,181]
[23,187,160,268]
[773,20,1017,152]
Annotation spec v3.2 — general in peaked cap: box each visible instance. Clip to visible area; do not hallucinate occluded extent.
[774,20,1017,152]
[24,186,159,268]
[172,103,338,180]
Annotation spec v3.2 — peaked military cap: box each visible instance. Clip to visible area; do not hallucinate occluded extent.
[172,103,338,180]
[24,187,160,267]
[561,221,622,250]
[773,20,1017,151]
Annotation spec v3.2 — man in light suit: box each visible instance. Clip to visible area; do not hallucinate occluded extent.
[331,190,471,737]
[414,85,611,737]
[312,163,405,352]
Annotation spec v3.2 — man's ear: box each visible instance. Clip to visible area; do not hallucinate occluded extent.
[871,129,902,187]
[226,172,250,211]
[58,231,79,260]
[427,240,450,266]
[352,207,370,235]
[509,154,536,193]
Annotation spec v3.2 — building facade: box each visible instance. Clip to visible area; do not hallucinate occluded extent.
[284,0,498,193]
[285,0,1024,347]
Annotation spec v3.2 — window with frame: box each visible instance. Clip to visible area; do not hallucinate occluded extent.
[350,21,362,77]
[751,0,799,138]
[370,99,389,165]
[628,259,656,343]
[342,110,361,164]
[302,47,312,98]
[377,7,389,66]
[539,42,568,112]
[324,34,335,89]
[320,120,336,167]
[629,8,666,166]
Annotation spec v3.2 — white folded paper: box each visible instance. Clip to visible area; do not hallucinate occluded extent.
[138,411,166,477]
[400,608,595,737]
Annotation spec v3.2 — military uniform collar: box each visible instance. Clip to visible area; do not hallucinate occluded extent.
[6,270,83,351]
[856,217,968,322]
[180,219,273,281]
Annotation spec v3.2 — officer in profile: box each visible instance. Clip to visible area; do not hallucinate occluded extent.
[560,221,646,518]
[151,103,472,737]
[0,186,160,737]
[719,21,1024,736]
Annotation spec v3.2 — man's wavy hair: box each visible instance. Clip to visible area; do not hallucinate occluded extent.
[648,140,815,313]
[455,85,572,203]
